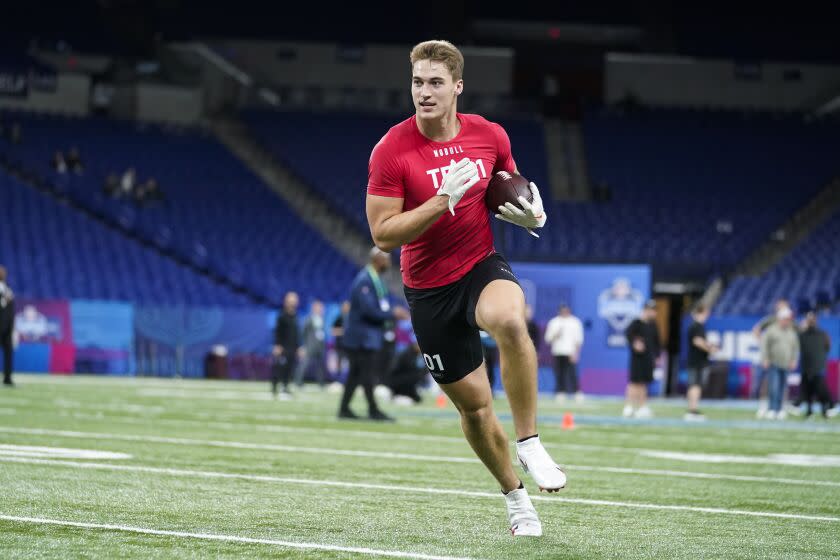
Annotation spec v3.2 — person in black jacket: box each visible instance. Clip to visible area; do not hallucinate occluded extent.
[387,336,427,404]
[272,291,300,398]
[798,312,836,418]
[623,300,661,418]
[0,266,15,387]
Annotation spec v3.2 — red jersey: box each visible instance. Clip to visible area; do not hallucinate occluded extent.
[367,113,516,289]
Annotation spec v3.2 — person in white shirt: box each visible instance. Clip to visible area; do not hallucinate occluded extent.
[544,304,584,402]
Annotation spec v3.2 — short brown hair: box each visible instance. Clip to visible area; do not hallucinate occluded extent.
[693,303,708,315]
[410,40,464,81]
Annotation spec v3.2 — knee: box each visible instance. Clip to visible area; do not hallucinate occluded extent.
[460,401,494,426]
[485,311,528,346]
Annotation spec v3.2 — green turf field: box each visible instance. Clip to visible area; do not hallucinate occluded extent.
[1,375,839,559]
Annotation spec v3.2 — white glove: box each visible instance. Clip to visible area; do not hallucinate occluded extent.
[437,158,480,215]
[495,181,547,237]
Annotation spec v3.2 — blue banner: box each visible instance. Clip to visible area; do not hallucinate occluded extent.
[511,263,651,394]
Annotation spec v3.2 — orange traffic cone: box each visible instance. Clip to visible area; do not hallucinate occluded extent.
[561,412,575,431]
[436,393,447,409]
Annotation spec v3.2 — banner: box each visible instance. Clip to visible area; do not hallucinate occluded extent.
[71,301,134,375]
[13,299,74,373]
[511,263,651,395]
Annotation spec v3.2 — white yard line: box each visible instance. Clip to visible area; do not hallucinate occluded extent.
[2,457,838,523]
[0,427,479,463]
[4,425,840,487]
[0,514,478,560]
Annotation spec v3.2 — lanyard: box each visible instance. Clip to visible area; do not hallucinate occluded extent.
[366,265,387,300]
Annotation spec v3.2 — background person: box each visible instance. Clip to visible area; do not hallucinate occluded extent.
[759,306,799,420]
[623,300,660,418]
[685,304,717,420]
[544,303,584,403]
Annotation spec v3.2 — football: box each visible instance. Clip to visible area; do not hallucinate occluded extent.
[485,171,533,213]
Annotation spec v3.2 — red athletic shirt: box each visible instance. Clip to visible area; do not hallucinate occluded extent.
[367,113,516,289]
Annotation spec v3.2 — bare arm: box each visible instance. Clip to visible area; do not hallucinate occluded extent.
[366,194,449,252]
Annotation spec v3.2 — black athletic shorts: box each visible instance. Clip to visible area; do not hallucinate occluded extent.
[404,253,520,385]
[687,366,709,388]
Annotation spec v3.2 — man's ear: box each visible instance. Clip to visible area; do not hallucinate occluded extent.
[455,80,463,96]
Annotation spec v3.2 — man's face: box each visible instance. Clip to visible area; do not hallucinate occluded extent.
[412,59,462,122]
[312,302,323,317]
[373,253,391,272]
[560,307,570,317]
[695,310,709,323]
[284,293,299,312]
[644,308,657,321]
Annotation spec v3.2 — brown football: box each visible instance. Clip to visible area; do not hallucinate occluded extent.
[485,171,533,213]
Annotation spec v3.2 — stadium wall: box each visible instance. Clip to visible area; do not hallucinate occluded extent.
[212,40,514,95]
[0,72,90,115]
[606,53,840,110]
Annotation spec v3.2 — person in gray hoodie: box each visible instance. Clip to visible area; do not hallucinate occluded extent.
[760,307,799,420]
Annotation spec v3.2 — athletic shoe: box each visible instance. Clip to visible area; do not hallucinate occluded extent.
[504,487,542,537]
[2,379,14,388]
[684,411,706,422]
[826,406,839,419]
[574,391,585,404]
[392,395,416,406]
[337,409,360,420]
[369,410,396,423]
[554,393,566,403]
[622,405,634,418]
[516,436,566,492]
[764,410,777,420]
[786,404,803,417]
[756,407,767,419]
[777,410,787,421]
[635,406,653,419]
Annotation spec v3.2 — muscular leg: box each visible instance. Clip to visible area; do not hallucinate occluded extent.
[441,365,520,493]
[475,280,536,440]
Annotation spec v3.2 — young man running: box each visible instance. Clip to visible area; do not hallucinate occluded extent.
[366,40,564,537]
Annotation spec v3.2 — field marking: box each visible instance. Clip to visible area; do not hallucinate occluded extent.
[641,451,840,467]
[2,457,839,524]
[0,427,479,463]
[0,445,131,460]
[0,515,478,560]
[5,426,840,488]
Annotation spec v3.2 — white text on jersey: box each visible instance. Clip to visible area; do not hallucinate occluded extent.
[432,146,463,158]
[426,158,488,190]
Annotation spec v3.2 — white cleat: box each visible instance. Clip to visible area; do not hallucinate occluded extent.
[622,405,635,418]
[634,406,653,419]
[504,487,542,537]
[516,436,567,492]
[574,391,585,404]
